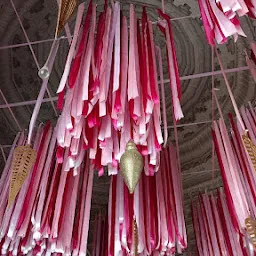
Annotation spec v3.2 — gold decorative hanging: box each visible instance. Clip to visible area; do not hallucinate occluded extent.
[245,216,256,247]
[8,145,36,207]
[55,0,78,37]
[120,141,143,194]
[242,133,256,172]
[133,218,138,256]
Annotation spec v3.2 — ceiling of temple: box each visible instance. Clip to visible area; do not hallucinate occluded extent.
[1,0,256,254]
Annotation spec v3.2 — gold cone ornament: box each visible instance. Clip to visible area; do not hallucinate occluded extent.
[8,145,36,207]
[55,0,78,37]
[245,216,256,247]
[242,133,256,172]
[120,141,143,194]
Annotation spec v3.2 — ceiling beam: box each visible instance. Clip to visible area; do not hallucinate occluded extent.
[0,96,59,109]
[178,65,249,81]
[0,65,249,109]
[0,36,71,50]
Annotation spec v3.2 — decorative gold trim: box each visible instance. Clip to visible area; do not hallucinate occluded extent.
[8,145,36,207]
[55,0,78,38]
[245,216,256,247]
[242,133,256,172]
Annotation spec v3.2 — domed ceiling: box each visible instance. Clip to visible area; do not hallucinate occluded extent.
[0,0,256,254]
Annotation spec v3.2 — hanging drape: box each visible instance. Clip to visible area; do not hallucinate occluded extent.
[91,143,187,256]
[212,103,256,232]
[0,124,94,255]
[55,1,183,176]
[197,0,256,45]
[192,189,250,256]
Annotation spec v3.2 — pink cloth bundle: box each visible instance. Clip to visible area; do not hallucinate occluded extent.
[212,48,256,237]
[210,103,256,256]
[0,123,95,255]
[213,118,250,229]
[198,0,247,45]
[192,189,250,255]
[91,143,187,256]
[212,103,256,233]
[56,1,182,176]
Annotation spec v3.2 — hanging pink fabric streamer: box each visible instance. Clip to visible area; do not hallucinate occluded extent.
[169,145,187,250]
[56,2,85,95]
[156,46,168,147]
[212,48,256,235]
[192,190,250,256]
[244,0,256,18]
[198,0,247,45]
[0,2,187,255]
[79,164,94,255]
[0,123,96,255]
[213,119,249,229]
[211,95,256,254]
[56,2,183,174]
[17,123,52,238]
[157,9,183,122]
[6,126,43,242]
[0,133,25,242]
[91,143,187,255]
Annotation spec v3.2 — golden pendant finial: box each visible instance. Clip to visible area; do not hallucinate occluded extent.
[245,216,256,247]
[120,141,143,194]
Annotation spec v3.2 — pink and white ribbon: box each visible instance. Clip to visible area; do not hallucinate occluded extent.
[0,124,96,255]
[192,190,249,256]
[198,0,247,45]
[101,143,187,255]
[55,3,183,175]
